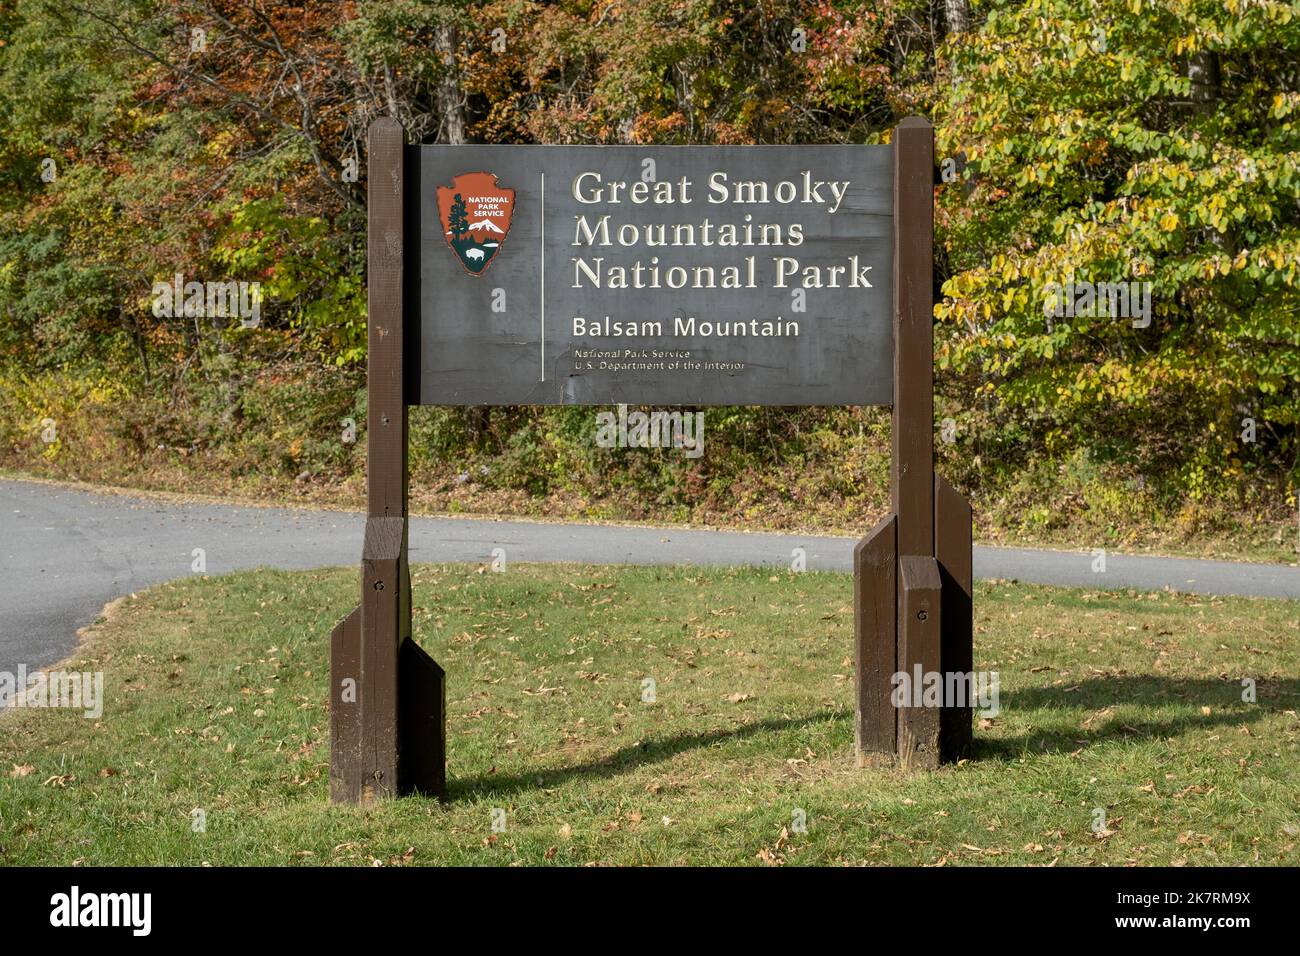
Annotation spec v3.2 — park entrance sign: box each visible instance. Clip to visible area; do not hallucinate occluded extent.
[329,117,972,803]
[413,146,893,406]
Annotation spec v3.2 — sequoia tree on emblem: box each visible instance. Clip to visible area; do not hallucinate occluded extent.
[436,172,515,275]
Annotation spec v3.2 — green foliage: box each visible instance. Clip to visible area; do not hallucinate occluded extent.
[0,0,1294,539]
[934,0,1300,502]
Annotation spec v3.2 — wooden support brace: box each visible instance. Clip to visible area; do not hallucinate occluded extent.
[897,554,942,769]
[360,516,404,800]
[936,474,974,761]
[399,638,446,798]
[329,607,362,803]
[854,514,897,766]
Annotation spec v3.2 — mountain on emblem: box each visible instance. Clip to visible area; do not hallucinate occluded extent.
[436,172,515,275]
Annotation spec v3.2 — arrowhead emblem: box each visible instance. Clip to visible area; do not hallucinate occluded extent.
[436,172,515,275]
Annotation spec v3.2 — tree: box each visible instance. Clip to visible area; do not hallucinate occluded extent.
[933,0,1300,507]
[449,193,469,238]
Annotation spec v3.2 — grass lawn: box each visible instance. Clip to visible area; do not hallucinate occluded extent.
[2,563,1298,866]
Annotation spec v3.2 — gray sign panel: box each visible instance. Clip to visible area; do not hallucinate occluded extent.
[411,145,894,406]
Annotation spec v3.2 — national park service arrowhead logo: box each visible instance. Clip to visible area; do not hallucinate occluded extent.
[436,172,515,275]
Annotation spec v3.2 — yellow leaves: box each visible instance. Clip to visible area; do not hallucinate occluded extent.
[1159,212,1180,232]
[990,254,1021,283]
[206,129,239,161]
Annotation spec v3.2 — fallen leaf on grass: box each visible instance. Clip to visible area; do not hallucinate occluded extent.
[1082,707,1113,730]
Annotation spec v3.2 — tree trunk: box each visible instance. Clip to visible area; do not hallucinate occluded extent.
[1189,51,1229,249]
[434,25,467,146]
[1189,50,1221,111]
[944,0,970,37]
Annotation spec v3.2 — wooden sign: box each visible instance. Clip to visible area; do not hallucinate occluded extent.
[327,117,973,803]
[410,146,894,406]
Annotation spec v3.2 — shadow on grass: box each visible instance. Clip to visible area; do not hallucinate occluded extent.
[446,676,1299,798]
[449,711,838,801]
[976,675,1300,760]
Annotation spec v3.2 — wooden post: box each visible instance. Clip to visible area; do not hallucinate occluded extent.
[892,117,938,770]
[891,117,935,560]
[330,118,446,803]
[357,119,407,800]
[366,117,408,525]
[854,116,972,769]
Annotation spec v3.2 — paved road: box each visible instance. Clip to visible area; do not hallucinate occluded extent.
[2,478,1296,673]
